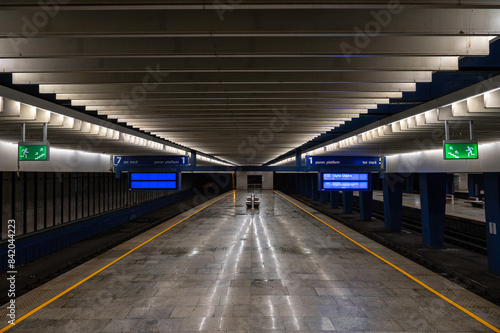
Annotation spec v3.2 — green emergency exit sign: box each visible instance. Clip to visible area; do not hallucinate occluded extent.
[18,142,50,161]
[443,141,478,160]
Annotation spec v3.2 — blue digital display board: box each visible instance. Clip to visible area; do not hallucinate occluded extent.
[129,173,179,190]
[320,173,371,191]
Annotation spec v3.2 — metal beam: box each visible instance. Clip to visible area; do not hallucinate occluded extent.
[0,9,499,36]
[0,36,489,58]
[71,98,389,106]
[40,82,418,94]
[1,1,500,10]
[13,71,433,84]
[93,105,372,111]
[0,56,459,72]
[56,91,404,100]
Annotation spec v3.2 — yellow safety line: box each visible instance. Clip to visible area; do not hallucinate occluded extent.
[0,191,235,333]
[273,191,500,333]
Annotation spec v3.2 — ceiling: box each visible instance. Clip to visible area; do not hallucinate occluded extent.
[0,1,500,166]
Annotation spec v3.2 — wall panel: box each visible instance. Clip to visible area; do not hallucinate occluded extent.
[62,173,70,223]
[36,173,45,231]
[1,173,11,240]
[54,173,62,225]
[24,173,35,234]
[14,173,25,235]
[45,173,54,228]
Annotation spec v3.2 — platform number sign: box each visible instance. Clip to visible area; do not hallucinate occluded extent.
[114,155,189,166]
[443,140,478,160]
[18,142,50,161]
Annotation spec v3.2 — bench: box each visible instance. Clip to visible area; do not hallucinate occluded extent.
[445,194,455,205]
[464,197,484,208]
[246,195,260,208]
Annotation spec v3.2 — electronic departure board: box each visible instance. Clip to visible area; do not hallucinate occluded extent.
[320,173,371,191]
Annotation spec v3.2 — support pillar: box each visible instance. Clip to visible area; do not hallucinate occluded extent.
[295,149,302,167]
[190,151,197,166]
[342,191,353,214]
[405,174,414,194]
[359,190,373,221]
[446,173,454,195]
[419,173,447,248]
[468,174,478,197]
[330,191,339,209]
[484,173,500,274]
[382,173,403,232]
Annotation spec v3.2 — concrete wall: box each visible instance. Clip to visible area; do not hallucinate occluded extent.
[236,171,274,190]
[455,173,468,191]
[386,142,500,173]
[0,140,111,172]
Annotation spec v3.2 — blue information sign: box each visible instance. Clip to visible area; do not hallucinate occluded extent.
[320,173,371,191]
[129,172,180,190]
[306,155,380,166]
[114,155,189,166]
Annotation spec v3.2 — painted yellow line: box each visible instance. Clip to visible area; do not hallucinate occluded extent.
[0,191,235,333]
[273,191,500,333]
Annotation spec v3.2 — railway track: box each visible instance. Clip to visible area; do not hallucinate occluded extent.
[370,210,487,254]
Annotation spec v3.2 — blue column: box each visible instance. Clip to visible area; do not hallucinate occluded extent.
[320,190,328,204]
[296,149,302,166]
[446,173,454,195]
[311,174,319,201]
[359,190,373,221]
[382,173,403,232]
[419,173,447,248]
[405,174,414,194]
[190,151,197,166]
[468,174,477,197]
[330,191,339,209]
[484,173,500,274]
[342,191,353,214]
